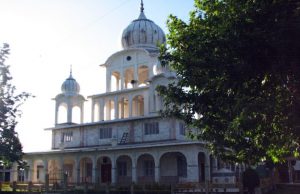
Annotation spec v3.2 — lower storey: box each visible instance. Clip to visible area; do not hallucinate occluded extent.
[8,143,241,185]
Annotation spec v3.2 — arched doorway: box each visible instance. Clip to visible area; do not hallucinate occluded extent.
[160,152,187,184]
[48,159,61,184]
[33,160,46,183]
[137,154,155,184]
[97,156,112,184]
[80,157,93,183]
[63,158,75,183]
[116,155,132,185]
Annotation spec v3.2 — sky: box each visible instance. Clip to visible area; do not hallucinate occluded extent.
[0,0,194,152]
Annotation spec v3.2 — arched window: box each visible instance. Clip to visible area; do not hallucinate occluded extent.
[72,106,81,124]
[58,103,67,124]
[93,103,99,122]
[104,99,115,120]
[138,65,149,86]
[124,67,134,89]
[132,95,144,117]
[111,71,121,91]
[118,97,129,119]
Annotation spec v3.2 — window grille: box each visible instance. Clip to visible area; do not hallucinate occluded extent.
[99,128,112,139]
[61,132,73,142]
[144,122,159,135]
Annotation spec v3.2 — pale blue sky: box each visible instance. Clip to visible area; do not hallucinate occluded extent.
[0,0,194,152]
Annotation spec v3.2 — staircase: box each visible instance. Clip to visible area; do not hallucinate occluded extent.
[119,132,129,144]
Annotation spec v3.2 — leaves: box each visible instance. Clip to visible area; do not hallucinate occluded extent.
[159,0,300,164]
[0,44,30,166]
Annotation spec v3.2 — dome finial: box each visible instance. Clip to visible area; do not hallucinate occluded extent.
[140,0,144,13]
[69,64,73,78]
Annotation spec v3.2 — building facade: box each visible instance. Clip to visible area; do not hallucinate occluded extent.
[8,2,233,186]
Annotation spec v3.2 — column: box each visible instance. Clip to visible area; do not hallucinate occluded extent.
[205,154,211,181]
[92,156,97,184]
[134,99,138,116]
[59,157,65,187]
[114,96,119,120]
[75,157,80,184]
[121,97,125,119]
[43,159,49,183]
[134,64,138,88]
[132,155,137,183]
[91,100,95,122]
[121,70,124,90]
[186,152,199,182]
[67,102,72,123]
[81,103,84,124]
[106,71,111,92]
[143,92,149,116]
[111,161,116,185]
[99,98,105,121]
[27,160,33,182]
[129,94,133,117]
[155,166,160,183]
[55,103,59,125]
[10,163,18,182]
[154,153,160,183]
[132,165,137,183]
[106,100,111,120]
[60,157,64,171]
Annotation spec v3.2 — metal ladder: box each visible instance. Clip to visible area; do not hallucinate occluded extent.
[119,132,129,144]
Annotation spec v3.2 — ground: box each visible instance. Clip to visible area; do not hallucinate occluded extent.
[270,184,300,194]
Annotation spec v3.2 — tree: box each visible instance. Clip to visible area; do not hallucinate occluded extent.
[158,0,300,164]
[0,43,30,167]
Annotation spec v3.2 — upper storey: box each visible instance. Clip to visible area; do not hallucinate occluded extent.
[121,1,166,52]
[89,2,175,122]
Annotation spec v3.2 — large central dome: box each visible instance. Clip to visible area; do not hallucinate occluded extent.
[121,1,166,52]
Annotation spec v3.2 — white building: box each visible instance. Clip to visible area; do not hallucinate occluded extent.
[10,2,221,186]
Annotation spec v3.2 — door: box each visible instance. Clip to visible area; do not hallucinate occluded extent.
[101,164,111,183]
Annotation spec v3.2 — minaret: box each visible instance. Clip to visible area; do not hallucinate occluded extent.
[54,68,86,125]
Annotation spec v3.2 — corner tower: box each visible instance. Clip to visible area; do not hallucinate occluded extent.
[54,70,86,125]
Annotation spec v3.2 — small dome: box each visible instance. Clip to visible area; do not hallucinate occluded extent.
[61,72,80,95]
[121,2,166,52]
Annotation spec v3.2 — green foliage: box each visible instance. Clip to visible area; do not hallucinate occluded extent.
[0,43,30,167]
[158,0,300,164]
